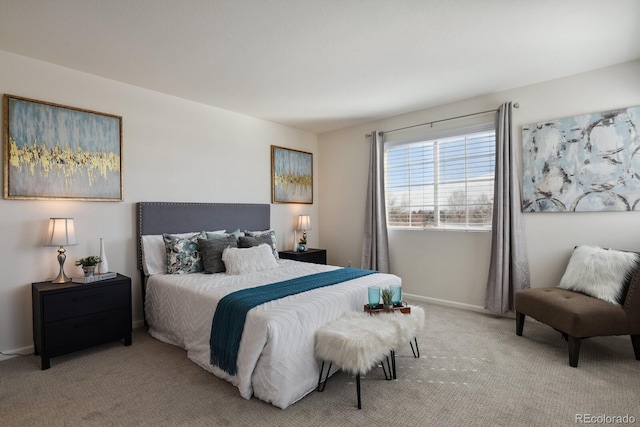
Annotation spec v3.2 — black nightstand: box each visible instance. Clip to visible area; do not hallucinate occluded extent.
[279,248,327,265]
[32,274,132,370]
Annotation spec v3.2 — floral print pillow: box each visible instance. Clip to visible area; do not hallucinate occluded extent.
[163,232,206,274]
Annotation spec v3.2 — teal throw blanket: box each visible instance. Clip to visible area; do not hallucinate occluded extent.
[209,267,377,375]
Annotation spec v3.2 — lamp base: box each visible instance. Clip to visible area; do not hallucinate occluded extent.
[51,273,71,284]
[51,246,71,283]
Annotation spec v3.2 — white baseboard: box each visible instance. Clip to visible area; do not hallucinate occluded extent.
[0,344,34,361]
[405,294,631,341]
[403,292,516,319]
[1,320,146,362]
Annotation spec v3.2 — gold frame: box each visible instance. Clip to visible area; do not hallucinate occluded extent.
[4,94,123,201]
[271,145,313,204]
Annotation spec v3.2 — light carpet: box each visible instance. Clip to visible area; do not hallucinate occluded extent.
[1,302,638,427]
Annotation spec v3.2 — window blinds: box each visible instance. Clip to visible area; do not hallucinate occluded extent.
[384,123,495,230]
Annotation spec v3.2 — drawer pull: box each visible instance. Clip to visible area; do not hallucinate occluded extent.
[73,293,104,302]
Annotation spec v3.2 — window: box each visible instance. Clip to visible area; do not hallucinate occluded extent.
[384,123,495,230]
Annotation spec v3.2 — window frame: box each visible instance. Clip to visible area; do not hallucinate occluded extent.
[383,122,496,232]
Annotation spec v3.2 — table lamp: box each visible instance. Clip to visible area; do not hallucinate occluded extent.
[297,215,311,252]
[45,218,78,283]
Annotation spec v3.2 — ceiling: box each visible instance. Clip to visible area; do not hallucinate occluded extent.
[1,0,639,134]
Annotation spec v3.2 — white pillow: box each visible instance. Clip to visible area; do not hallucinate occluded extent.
[222,244,279,275]
[141,231,206,276]
[558,245,638,305]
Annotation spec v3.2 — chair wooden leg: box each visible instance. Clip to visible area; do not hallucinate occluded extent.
[632,335,640,360]
[568,335,581,367]
[516,312,525,336]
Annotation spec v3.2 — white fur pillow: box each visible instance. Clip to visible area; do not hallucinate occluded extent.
[222,244,278,275]
[558,245,638,305]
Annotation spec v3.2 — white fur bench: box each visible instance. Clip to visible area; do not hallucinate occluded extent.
[314,306,425,409]
[383,305,425,377]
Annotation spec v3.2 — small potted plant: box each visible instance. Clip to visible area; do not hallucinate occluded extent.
[298,236,307,252]
[75,255,101,277]
[381,287,394,309]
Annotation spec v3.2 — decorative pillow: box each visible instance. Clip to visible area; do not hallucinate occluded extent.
[163,232,206,274]
[205,229,243,240]
[142,231,201,276]
[558,245,639,305]
[222,244,279,275]
[199,235,237,273]
[238,235,274,252]
[204,229,226,238]
[205,232,229,240]
[243,229,279,259]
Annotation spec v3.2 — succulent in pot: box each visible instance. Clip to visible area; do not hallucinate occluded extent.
[381,288,394,309]
[75,256,101,276]
[298,236,307,252]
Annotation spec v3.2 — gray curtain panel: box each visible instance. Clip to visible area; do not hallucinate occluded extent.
[361,131,390,273]
[485,102,530,314]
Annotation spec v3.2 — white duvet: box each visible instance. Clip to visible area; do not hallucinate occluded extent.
[145,259,401,409]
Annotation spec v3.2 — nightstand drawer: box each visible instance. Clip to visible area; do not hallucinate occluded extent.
[43,282,129,322]
[279,248,327,264]
[44,307,129,351]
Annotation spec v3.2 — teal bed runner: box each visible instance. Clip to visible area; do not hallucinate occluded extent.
[209,267,377,375]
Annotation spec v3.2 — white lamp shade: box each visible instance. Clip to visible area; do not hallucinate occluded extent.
[45,218,78,247]
[297,215,311,231]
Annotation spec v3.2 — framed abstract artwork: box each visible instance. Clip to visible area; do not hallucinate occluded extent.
[271,145,313,204]
[522,105,640,212]
[3,94,123,201]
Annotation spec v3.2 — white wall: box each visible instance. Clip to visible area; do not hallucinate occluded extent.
[0,50,318,354]
[3,51,638,355]
[319,60,640,310]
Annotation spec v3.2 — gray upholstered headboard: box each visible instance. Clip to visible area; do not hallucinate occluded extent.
[136,202,271,272]
[136,202,270,323]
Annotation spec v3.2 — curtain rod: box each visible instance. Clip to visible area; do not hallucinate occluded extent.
[365,102,520,138]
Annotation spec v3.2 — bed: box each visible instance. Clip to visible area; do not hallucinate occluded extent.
[137,202,402,409]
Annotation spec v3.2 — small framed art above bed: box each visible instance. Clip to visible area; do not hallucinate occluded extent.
[137,202,402,409]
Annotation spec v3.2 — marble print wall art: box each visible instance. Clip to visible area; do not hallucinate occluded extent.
[522,105,640,212]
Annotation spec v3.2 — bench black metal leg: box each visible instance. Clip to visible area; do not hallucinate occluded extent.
[356,373,361,409]
[632,335,640,360]
[381,350,397,380]
[391,349,397,379]
[317,361,332,392]
[382,356,392,380]
[410,337,420,358]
